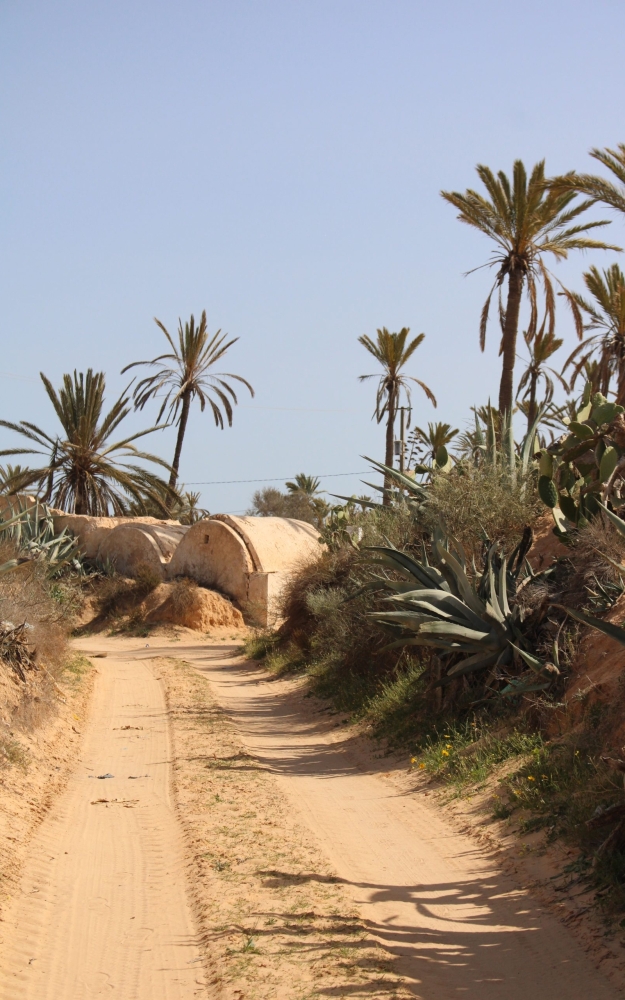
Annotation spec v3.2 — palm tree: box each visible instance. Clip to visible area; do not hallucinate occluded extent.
[358,327,436,501]
[551,144,625,217]
[516,325,567,432]
[408,422,459,465]
[0,370,175,515]
[285,474,329,523]
[285,473,321,496]
[0,464,29,495]
[561,264,625,406]
[123,311,254,488]
[441,160,617,416]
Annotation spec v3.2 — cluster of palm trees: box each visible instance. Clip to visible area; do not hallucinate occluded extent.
[362,143,625,478]
[4,143,625,518]
[0,311,253,516]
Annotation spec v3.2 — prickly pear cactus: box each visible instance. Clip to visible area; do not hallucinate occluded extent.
[536,381,625,535]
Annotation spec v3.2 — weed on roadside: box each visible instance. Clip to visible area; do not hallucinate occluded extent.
[412,718,544,793]
[64,653,91,683]
[243,630,281,662]
[0,737,29,771]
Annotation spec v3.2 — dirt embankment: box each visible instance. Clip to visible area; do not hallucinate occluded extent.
[79,576,245,633]
[0,653,94,919]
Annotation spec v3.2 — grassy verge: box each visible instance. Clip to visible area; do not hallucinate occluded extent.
[412,718,544,793]
[410,702,625,916]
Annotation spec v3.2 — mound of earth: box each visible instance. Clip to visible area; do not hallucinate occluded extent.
[143,581,244,631]
[527,512,569,572]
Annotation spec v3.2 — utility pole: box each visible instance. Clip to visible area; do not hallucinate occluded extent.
[398,406,411,473]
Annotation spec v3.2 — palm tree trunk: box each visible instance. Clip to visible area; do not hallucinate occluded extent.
[527,371,538,434]
[498,268,524,417]
[617,343,625,408]
[383,390,396,505]
[75,474,87,515]
[170,392,191,488]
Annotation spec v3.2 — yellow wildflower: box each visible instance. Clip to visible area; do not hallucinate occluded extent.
[527,775,535,781]
[419,762,426,770]
[441,749,449,756]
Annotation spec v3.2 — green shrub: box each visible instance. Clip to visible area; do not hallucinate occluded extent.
[424,464,542,557]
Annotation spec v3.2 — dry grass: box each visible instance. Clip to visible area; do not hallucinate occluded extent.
[166,577,198,615]
[424,465,543,556]
[0,538,73,738]
[0,542,68,680]
[92,564,161,620]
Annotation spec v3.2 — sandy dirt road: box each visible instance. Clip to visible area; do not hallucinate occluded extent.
[0,646,205,1000]
[109,635,623,1000]
[1,632,623,999]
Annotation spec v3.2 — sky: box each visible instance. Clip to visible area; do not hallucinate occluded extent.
[2,0,625,514]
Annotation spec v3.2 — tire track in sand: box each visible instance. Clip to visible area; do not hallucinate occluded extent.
[0,649,206,1000]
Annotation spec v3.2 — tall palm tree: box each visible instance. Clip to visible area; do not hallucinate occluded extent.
[358,327,436,501]
[123,311,254,488]
[0,370,175,515]
[441,160,617,416]
[561,264,625,406]
[516,325,567,432]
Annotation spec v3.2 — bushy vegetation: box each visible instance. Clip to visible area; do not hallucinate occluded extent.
[91,563,162,622]
[249,424,625,912]
[247,486,325,526]
[424,463,542,556]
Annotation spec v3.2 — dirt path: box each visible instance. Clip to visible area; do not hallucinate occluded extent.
[110,634,623,1000]
[1,632,623,999]
[0,646,205,999]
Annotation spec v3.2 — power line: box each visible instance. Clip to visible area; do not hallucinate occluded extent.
[239,404,360,413]
[186,470,371,486]
[0,371,39,383]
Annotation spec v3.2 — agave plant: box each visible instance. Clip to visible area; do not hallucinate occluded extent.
[0,506,37,576]
[335,406,540,515]
[365,533,558,696]
[0,499,80,575]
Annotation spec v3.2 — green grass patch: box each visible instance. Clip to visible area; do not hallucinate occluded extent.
[412,718,543,792]
[360,661,429,744]
[242,630,280,661]
[411,706,625,915]
[63,652,92,684]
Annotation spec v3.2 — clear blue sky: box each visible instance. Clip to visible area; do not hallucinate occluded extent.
[2,0,625,513]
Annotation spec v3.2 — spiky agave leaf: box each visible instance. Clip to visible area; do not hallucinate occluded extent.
[558,604,625,647]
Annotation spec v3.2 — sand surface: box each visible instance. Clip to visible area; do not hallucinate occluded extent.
[0,642,205,999]
[1,631,623,999]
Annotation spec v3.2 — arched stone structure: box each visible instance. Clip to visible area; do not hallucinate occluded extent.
[168,515,323,624]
